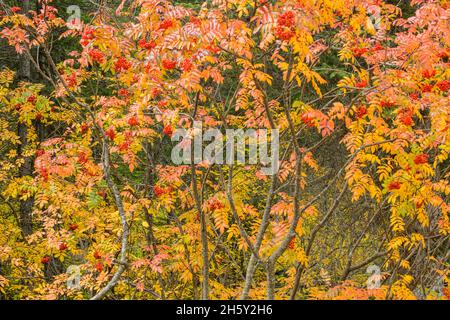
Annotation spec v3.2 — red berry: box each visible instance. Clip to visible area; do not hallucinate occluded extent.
[159,19,174,30]
[67,73,77,87]
[301,113,315,128]
[208,199,225,211]
[288,238,295,249]
[118,88,129,98]
[153,186,165,197]
[275,25,295,41]
[355,80,368,88]
[41,256,50,264]
[373,42,384,52]
[77,152,88,164]
[69,224,78,231]
[436,80,450,91]
[380,100,396,108]
[278,11,295,28]
[94,251,101,260]
[388,181,401,191]
[422,69,436,79]
[162,59,176,70]
[119,141,130,152]
[59,243,68,251]
[400,115,413,126]
[127,116,139,126]
[40,168,49,182]
[421,84,433,93]
[95,262,103,272]
[36,149,45,157]
[275,11,296,40]
[27,95,36,104]
[115,57,131,72]
[152,88,162,97]
[409,93,420,101]
[181,58,193,72]
[356,106,367,119]
[138,39,156,50]
[88,49,105,64]
[399,109,414,126]
[105,128,116,140]
[163,125,174,137]
[80,123,89,134]
[353,47,368,57]
[414,154,429,165]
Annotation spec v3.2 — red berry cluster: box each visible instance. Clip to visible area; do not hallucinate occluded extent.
[208,199,225,212]
[388,181,401,191]
[301,113,316,128]
[80,123,89,134]
[398,108,413,126]
[275,11,295,41]
[159,19,174,31]
[414,154,429,165]
[36,149,45,157]
[372,42,384,52]
[11,6,21,13]
[27,95,37,104]
[118,88,129,98]
[77,152,88,165]
[94,251,102,260]
[153,185,173,197]
[380,100,396,108]
[437,80,450,91]
[66,73,77,87]
[105,127,116,140]
[355,79,368,88]
[410,92,420,101]
[40,168,49,182]
[95,262,103,272]
[81,28,94,46]
[181,58,193,72]
[162,59,176,70]
[355,106,367,119]
[127,116,139,126]
[422,69,436,79]
[138,38,156,50]
[353,47,368,57]
[288,238,295,250]
[115,57,131,72]
[88,49,105,64]
[421,83,433,93]
[163,125,174,137]
[41,256,50,264]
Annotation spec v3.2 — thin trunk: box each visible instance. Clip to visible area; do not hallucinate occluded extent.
[191,94,209,300]
[17,0,33,236]
[191,162,209,299]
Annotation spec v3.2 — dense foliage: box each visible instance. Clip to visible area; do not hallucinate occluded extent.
[0,0,449,300]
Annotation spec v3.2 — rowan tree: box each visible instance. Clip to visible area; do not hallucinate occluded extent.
[0,0,448,300]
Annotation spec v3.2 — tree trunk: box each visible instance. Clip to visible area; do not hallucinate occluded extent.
[17,0,34,236]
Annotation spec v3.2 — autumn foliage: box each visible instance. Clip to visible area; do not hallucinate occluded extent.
[0,0,449,300]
